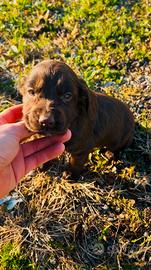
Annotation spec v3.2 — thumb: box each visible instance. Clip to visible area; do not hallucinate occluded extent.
[9,121,33,140]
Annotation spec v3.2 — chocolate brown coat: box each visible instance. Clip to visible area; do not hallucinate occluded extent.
[18,60,134,177]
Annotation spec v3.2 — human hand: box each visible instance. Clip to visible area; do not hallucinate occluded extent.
[0,104,71,199]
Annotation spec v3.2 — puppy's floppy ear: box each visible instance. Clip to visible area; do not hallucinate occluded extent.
[16,76,27,95]
[77,77,90,113]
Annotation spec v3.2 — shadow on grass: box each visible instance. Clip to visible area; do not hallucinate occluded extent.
[41,123,151,269]
[0,67,21,101]
[0,68,150,270]
[121,123,150,179]
[82,122,151,205]
[116,0,140,9]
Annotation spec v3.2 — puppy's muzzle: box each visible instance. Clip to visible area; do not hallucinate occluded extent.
[39,114,55,129]
[29,106,68,134]
[38,109,60,133]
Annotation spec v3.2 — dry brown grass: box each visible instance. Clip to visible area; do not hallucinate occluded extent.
[0,74,151,268]
[0,109,151,269]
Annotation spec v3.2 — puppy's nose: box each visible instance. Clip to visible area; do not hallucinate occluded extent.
[39,115,55,128]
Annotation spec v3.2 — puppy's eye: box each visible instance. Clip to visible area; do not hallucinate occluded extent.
[27,89,35,96]
[62,92,72,102]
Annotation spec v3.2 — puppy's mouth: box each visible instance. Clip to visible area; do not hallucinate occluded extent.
[24,114,68,135]
[39,126,68,136]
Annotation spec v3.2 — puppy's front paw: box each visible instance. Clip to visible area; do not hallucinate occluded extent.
[62,170,72,180]
[104,150,115,160]
[62,168,80,180]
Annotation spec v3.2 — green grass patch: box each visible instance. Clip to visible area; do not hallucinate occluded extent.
[0,243,34,270]
[0,0,150,269]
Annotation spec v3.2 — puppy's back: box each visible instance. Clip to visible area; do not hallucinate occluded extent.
[94,93,134,152]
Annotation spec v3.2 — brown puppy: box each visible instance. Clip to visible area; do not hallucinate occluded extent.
[18,60,134,178]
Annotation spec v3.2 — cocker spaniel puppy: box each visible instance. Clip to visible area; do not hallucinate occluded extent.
[18,60,134,178]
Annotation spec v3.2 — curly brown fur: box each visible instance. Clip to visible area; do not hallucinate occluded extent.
[18,60,134,178]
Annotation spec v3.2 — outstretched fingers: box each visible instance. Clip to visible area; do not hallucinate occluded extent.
[21,129,72,158]
[24,142,65,174]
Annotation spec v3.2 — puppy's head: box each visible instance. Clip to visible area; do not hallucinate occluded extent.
[18,60,89,135]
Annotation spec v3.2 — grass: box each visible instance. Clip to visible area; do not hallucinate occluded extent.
[0,243,34,270]
[0,0,151,269]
